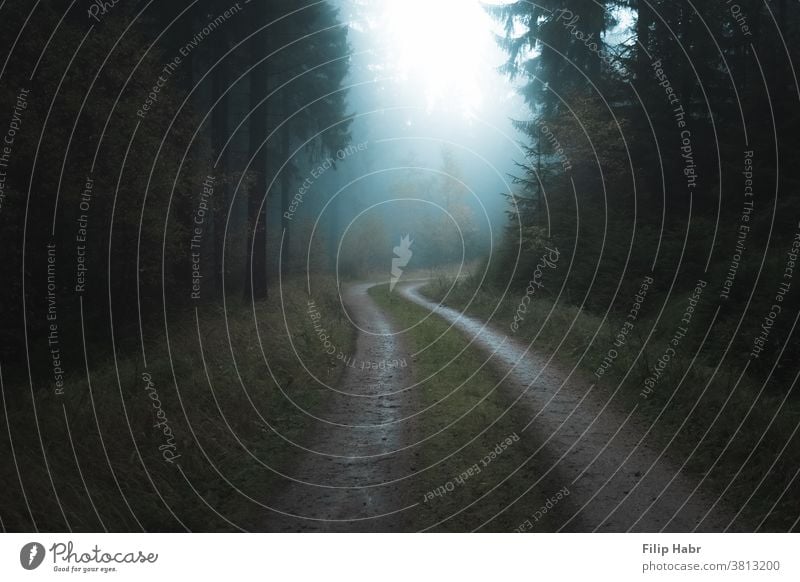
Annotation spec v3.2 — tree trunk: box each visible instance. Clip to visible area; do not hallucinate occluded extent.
[211,29,229,299]
[280,90,292,276]
[635,0,652,81]
[244,33,269,301]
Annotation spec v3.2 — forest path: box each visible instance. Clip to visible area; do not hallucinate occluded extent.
[265,283,421,531]
[399,282,736,532]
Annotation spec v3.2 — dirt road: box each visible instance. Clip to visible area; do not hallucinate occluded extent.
[399,282,735,532]
[266,281,733,532]
[265,283,420,531]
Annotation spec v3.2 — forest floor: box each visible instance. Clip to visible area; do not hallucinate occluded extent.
[1,276,765,531]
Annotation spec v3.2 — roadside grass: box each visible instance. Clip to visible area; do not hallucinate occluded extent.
[0,277,354,532]
[370,283,572,532]
[422,275,800,531]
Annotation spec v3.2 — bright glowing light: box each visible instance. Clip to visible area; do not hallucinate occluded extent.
[368,0,503,117]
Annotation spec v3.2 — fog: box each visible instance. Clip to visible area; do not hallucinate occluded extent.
[299,0,529,272]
